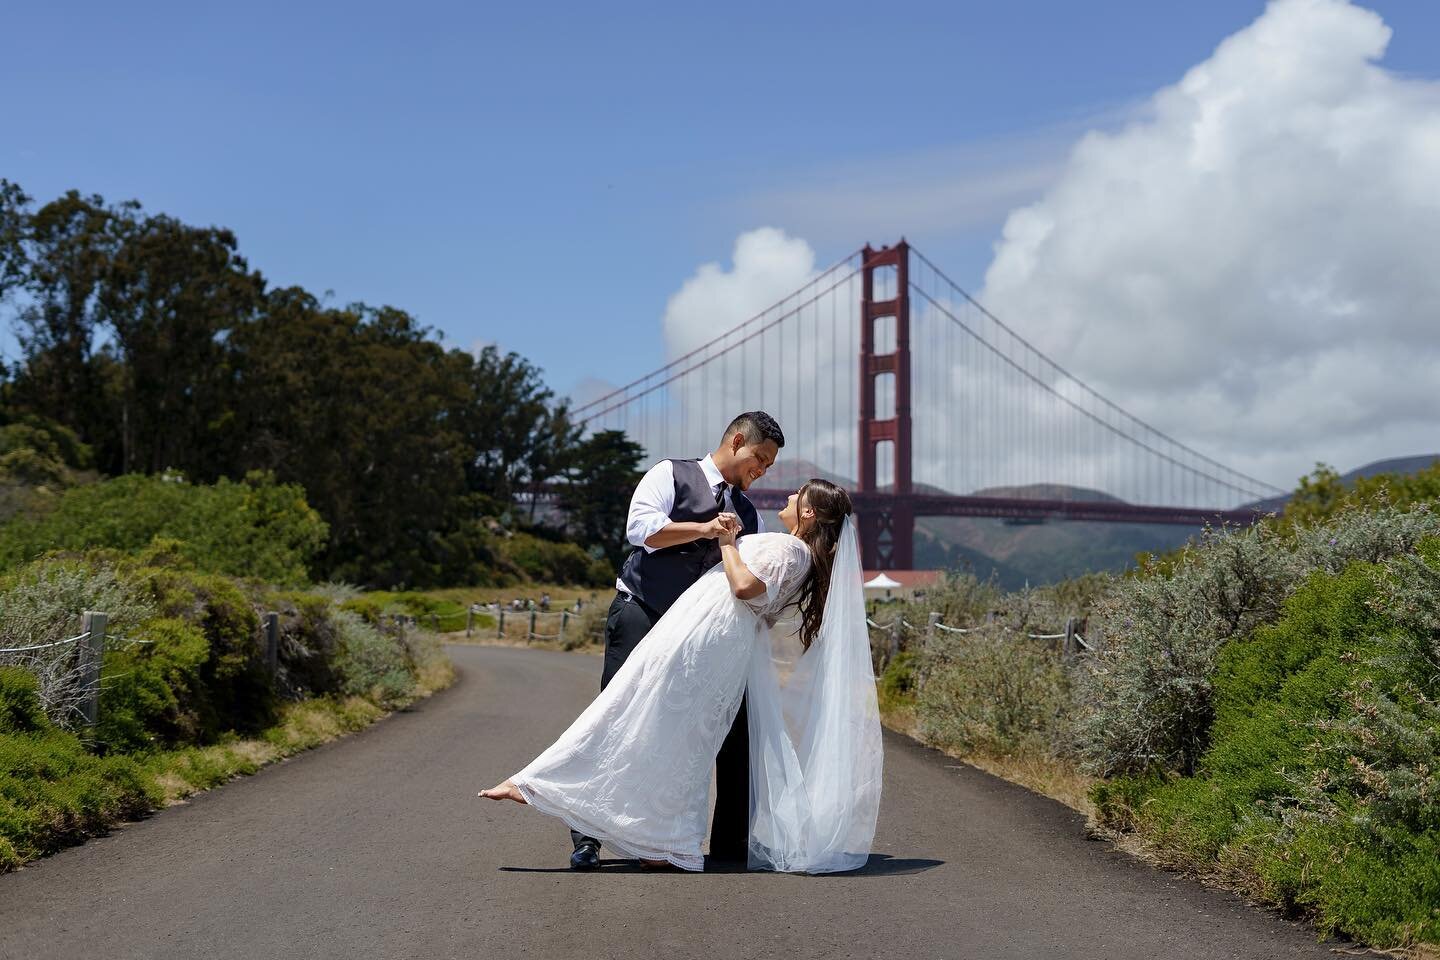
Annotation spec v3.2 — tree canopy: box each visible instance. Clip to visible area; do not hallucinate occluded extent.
[0,179,643,587]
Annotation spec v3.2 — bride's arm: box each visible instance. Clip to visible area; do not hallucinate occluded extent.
[718,521,767,600]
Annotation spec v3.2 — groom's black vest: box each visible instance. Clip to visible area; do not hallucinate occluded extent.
[618,458,760,616]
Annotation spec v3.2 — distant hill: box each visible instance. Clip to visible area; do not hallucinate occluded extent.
[1245,454,1440,514]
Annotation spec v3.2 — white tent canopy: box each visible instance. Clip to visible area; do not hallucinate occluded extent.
[863,573,903,590]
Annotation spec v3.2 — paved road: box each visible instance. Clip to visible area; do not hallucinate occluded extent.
[1,644,1338,960]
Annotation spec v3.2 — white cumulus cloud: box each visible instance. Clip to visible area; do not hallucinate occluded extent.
[595,227,865,477]
[979,0,1440,487]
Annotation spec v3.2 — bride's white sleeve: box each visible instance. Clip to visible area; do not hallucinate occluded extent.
[744,519,884,874]
[738,536,811,614]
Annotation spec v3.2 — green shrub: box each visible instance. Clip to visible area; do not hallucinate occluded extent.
[95,618,210,752]
[497,532,609,586]
[877,651,919,713]
[130,566,275,739]
[0,729,158,864]
[343,590,470,632]
[0,668,47,734]
[0,470,326,584]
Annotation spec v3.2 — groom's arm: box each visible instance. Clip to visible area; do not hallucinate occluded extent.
[627,460,730,552]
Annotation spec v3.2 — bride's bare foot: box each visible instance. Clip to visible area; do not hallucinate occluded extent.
[639,858,674,870]
[477,780,528,804]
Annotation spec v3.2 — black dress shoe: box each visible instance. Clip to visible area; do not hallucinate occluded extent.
[570,842,600,871]
[707,844,746,864]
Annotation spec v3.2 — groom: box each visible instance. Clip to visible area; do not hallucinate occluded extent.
[568,410,785,870]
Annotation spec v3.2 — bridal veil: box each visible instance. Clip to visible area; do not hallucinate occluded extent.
[744,516,883,873]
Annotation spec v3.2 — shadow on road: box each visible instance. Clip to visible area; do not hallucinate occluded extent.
[498,854,943,877]
[840,854,944,877]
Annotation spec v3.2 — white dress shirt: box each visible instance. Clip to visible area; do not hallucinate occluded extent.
[615,454,765,593]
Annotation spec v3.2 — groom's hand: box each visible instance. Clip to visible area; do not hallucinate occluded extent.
[701,515,732,540]
[714,512,741,546]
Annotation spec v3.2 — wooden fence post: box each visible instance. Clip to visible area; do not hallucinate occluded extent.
[79,611,107,726]
[263,611,279,673]
[887,617,902,666]
[528,610,537,644]
[497,610,505,639]
[558,611,567,645]
[466,605,474,638]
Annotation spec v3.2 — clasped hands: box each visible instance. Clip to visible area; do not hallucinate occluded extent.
[707,511,742,545]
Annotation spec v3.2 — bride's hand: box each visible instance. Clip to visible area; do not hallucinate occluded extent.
[716,512,741,546]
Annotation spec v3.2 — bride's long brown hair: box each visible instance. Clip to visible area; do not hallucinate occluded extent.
[795,479,854,651]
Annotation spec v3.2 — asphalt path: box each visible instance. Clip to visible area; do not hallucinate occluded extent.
[0,644,1340,960]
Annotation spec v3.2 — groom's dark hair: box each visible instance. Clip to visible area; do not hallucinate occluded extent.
[724,411,785,449]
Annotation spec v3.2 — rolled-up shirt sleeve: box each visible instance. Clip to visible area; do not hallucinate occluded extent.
[626,460,677,553]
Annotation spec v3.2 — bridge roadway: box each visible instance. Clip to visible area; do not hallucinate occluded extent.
[522,485,1265,528]
[744,488,1266,527]
[0,644,1336,960]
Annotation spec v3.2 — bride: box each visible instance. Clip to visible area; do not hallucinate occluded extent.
[479,478,883,873]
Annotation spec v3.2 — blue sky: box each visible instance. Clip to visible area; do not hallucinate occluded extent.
[4,0,1439,406]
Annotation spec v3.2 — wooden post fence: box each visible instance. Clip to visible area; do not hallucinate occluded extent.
[263,612,279,673]
[79,610,107,726]
[528,610,537,644]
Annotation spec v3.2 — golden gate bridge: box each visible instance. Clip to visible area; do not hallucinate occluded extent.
[570,241,1283,570]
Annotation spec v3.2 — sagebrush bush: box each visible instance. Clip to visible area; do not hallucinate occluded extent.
[267,591,343,700]
[332,611,415,704]
[0,558,154,726]
[1092,544,1440,947]
[567,603,608,650]
[1075,503,1440,777]
[918,630,1070,758]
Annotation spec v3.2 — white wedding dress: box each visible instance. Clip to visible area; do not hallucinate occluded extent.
[509,524,882,873]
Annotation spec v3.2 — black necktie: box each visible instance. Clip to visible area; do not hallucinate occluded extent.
[714,482,729,510]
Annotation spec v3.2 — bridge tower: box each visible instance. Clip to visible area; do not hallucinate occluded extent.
[856,241,914,570]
